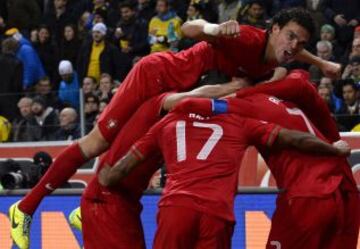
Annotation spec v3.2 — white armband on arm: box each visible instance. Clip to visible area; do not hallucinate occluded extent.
[203,23,220,36]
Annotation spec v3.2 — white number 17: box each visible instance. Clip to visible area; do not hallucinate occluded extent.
[176,121,223,162]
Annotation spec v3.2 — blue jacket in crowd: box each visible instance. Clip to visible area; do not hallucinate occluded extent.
[16,36,46,89]
[58,72,80,110]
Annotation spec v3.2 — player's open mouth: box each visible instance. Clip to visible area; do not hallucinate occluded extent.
[284,50,294,61]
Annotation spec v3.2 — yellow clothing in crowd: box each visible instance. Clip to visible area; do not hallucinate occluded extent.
[87,41,105,82]
[149,15,182,53]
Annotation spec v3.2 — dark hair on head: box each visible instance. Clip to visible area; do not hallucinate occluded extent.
[271,7,315,36]
[341,78,358,90]
[119,0,136,10]
[1,37,19,54]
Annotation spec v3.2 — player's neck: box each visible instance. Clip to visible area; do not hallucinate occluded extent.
[264,35,277,64]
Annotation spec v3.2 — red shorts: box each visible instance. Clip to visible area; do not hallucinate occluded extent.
[81,192,146,249]
[266,190,360,249]
[153,206,234,249]
[98,55,167,143]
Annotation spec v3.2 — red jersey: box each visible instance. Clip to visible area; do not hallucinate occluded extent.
[83,93,171,203]
[235,71,341,142]
[131,112,280,221]
[152,25,278,91]
[228,94,357,197]
[213,25,277,82]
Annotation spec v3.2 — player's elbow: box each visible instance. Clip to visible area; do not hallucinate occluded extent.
[181,19,207,39]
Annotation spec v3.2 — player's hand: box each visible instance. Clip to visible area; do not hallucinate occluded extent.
[333,140,351,157]
[98,164,111,187]
[319,60,341,79]
[218,20,240,37]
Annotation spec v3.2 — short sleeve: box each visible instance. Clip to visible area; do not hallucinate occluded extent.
[242,118,282,147]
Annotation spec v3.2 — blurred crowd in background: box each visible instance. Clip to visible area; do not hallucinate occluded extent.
[0,0,359,142]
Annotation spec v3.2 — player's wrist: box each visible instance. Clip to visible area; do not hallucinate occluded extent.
[203,23,220,36]
[212,99,228,115]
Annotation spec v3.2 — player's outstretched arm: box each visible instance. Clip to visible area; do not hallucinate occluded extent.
[181,19,240,42]
[163,79,243,111]
[275,129,350,157]
[295,49,341,79]
[98,152,142,187]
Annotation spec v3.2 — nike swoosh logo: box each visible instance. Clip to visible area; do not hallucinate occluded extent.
[76,214,81,222]
[11,207,19,229]
[45,183,54,191]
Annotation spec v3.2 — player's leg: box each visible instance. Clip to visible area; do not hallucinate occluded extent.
[195,213,234,249]
[266,194,338,249]
[9,56,165,248]
[81,191,146,249]
[9,126,109,249]
[331,191,360,249]
[153,206,200,249]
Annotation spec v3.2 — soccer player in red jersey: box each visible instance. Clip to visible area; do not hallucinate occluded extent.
[9,80,241,249]
[9,8,340,249]
[98,110,349,249]
[173,86,360,248]
[182,8,341,82]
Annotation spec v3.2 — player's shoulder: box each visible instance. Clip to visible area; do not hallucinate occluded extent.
[239,25,266,40]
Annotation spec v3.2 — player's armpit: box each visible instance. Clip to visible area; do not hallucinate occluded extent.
[274,129,350,157]
[98,152,142,187]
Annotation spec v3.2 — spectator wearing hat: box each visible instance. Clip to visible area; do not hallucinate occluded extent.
[55,107,81,140]
[0,37,23,122]
[77,22,126,83]
[5,28,46,90]
[58,60,80,109]
[322,0,360,47]
[320,24,343,61]
[26,95,59,141]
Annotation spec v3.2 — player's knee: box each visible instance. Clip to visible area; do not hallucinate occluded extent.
[78,127,109,158]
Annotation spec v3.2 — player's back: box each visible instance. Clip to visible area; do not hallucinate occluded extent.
[151,111,277,221]
[246,94,346,197]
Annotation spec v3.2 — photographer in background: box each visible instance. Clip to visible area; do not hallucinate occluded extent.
[0,152,52,190]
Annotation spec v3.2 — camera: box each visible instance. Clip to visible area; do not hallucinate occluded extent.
[0,152,52,189]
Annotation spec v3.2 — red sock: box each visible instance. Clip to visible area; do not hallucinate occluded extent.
[173,98,213,116]
[19,143,87,215]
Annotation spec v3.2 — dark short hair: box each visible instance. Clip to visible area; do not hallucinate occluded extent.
[84,93,100,105]
[341,78,358,91]
[1,37,19,54]
[271,7,315,36]
[119,0,136,10]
